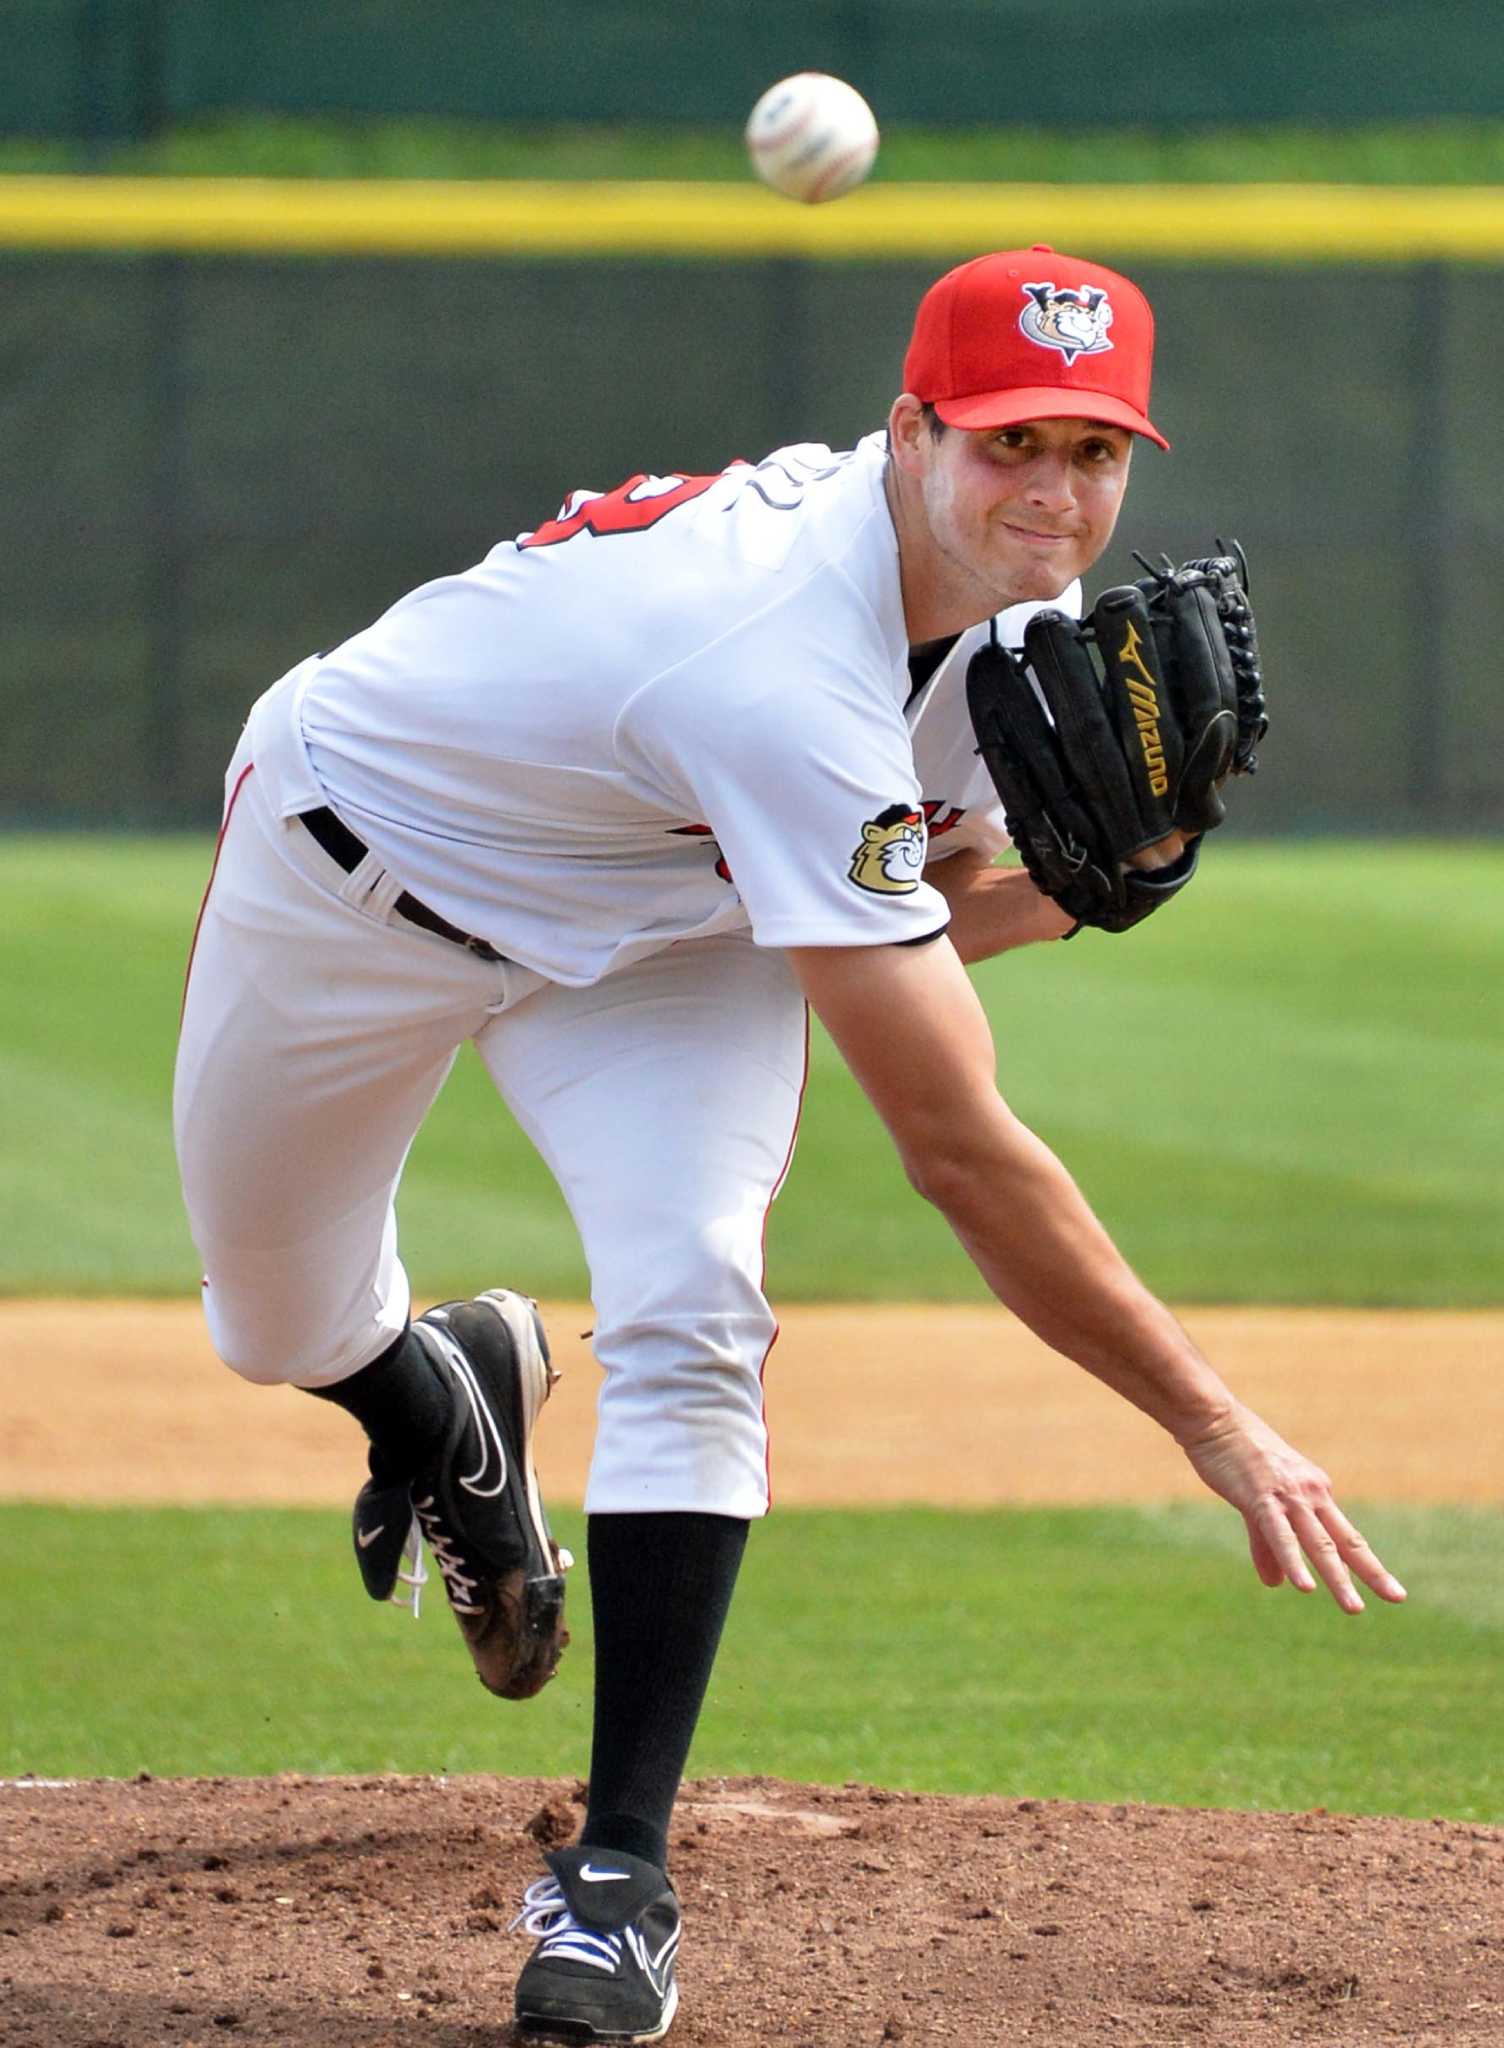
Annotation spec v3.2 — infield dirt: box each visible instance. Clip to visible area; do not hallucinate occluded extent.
[4,1300,1499,1506]
[4,1302,1501,2045]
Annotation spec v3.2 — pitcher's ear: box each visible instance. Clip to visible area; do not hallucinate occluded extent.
[886,393,930,473]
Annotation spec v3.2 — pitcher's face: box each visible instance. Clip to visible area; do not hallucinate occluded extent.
[917,415,1133,605]
[887,403,1134,632]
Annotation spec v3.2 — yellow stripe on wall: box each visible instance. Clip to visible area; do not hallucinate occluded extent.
[1,177,1501,261]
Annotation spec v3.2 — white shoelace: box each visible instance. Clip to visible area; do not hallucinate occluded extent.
[386,1511,430,1619]
[399,1504,574,1629]
[511,1877,623,1974]
[412,1493,483,1614]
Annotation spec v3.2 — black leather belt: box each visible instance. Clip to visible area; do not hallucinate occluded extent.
[298,807,503,962]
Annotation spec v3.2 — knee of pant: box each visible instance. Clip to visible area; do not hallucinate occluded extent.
[207,1324,324,1387]
[590,1300,777,1397]
[590,1214,773,1333]
[592,1300,777,1388]
[208,1334,308,1388]
[202,1294,391,1389]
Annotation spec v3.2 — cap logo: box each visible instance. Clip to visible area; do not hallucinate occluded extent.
[1019,281,1114,367]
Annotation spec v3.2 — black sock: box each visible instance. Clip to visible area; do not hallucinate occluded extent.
[581,1511,749,1876]
[303,1325,451,1481]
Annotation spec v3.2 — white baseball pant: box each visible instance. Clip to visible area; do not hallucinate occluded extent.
[173,740,808,1518]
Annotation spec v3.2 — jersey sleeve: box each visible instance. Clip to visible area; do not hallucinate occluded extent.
[617,618,950,950]
[929,790,1013,862]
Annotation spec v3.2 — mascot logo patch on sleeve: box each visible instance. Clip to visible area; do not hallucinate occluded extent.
[1019,282,1114,367]
[849,804,927,895]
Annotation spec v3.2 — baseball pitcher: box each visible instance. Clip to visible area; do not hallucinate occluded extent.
[174,246,1403,2045]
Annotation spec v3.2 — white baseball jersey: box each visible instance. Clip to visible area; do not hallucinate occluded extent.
[180,428,1083,1519]
[244,433,1080,987]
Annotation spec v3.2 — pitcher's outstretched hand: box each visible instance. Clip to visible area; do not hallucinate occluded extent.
[1179,1401,1408,1614]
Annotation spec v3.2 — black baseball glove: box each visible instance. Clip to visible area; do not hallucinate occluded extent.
[966,542,1267,934]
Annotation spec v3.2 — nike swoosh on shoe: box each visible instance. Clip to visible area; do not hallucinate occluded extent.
[429,1333,509,1501]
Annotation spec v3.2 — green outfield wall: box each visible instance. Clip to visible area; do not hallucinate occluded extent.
[3,179,1501,829]
[6,0,1501,147]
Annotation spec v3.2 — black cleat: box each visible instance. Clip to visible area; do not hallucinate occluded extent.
[514,1846,681,2044]
[351,1289,570,1699]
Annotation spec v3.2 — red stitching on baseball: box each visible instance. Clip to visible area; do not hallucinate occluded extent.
[749,100,816,155]
[805,137,874,202]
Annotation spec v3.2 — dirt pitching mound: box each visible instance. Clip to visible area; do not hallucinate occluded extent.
[4,1774,1502,2047]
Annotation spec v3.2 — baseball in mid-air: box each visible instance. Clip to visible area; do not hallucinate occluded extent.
[744,72,879,204]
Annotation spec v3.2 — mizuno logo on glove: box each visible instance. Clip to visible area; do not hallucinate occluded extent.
[1116,620,1169,796]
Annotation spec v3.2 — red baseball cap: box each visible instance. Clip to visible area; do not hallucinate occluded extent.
[903,245,1169,449]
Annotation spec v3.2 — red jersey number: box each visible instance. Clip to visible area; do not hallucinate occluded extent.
[519,470,729,550]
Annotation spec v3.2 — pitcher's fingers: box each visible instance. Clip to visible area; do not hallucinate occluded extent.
[1246,1519,1286,1588]
[1319,1502,1408,1603]
[1288,1502,1364,1613]
[1251,1499,1317,1596]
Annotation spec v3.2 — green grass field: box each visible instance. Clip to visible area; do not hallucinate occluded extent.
[2,835,1499,1304]
[6,834,1499,1817]
[5,1502,1498,1821]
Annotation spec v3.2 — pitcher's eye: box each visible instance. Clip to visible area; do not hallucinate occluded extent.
[1078,432,1129,465]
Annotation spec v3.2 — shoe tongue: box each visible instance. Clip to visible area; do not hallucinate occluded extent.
[547,1846,670,1930]
[351,1481,415,1600]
